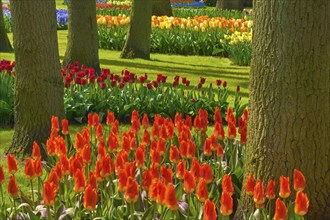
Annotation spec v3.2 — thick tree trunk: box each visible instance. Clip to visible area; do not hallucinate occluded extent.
[216,0,222,10]
[236,0,329,219]
[0,0,12,52]
[152,0,172,16]
[10,0,65,157]
[120,0,153,59]
[219,0,244,11]
[63,0,100,73]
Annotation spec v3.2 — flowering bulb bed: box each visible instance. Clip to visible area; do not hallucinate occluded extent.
[0,108,309,219]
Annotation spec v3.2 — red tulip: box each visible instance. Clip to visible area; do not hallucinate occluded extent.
[74,169,86,193]
[8,175,18,197]
[87,171,97,189]
[183,171,196,194]
[118,169,128,192]
[61,119,69,135]
[253,180,265,206]
[294,191,309,216]
[266,180,276,200]
[222,174,234,195]
[43,181,56,206]
[142,170,152,191]
[245,173,255,196]
[201,164,213,184]
[279,176,291,199]
[125,177,139,203]
[176,160,186,180]
[170,145,180,163]
[32,141,41,158]
[135,146,144,168]
[294,169,306,192]
[7,154,18,174]
[274,198,287,220]
[165,183,178,210]
[220,191,233,216]
[83,185,98,211]
[204,199,217,220]
[142,113,149,129]
[197,178,208,202]
[190,157,201,180]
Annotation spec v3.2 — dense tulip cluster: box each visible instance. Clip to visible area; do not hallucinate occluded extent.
[0,107,248,219]
[244,169,309,219]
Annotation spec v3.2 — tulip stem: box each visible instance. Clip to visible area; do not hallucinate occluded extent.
[0,184,5,209]
[130,202,135,220]
[47,205,52,220]
[30,179,35,208]
[38,177,41,201]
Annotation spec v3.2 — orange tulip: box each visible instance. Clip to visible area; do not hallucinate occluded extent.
[156,139,166,155]
[179,140,188,159]
[7,154,18,174]
[61,119,69,135]
[187,141,196,159]
[101,155,114,178]
[125,176,139,203]
[294,191,309,216]
[222,174,234,195]
[279,176,291,199]
[32,141,41,158]
[43,181,56,206]
[149,179,160,202]
[227,121,236,140]
[183,171,196,193]
[266,180,276,200]
[84,185,98,211]
[294,169,306,192]
[170,145,180,163]
[54,162,63,180]
[245,173,255,196]
[156,181,166,205]
[51,116,59,133]
[33,157,43,177]
[176,160,186,180]
[81,145,91,165]
[0,166,5,184]
[8,175,18,197]
[24,158,35,180]
[150,163,160,179]
[151,149,162,166]
[253,180,265,205]
[108,132,119,153]
[118,169,128,192]
[59,154,69,176]
[93,113,100,128]
[165,183,178,210]
[213,122,225,141]
[48,169,59,190]
[142,129,150,146]
[197,178,208,202]
[217,144,224,157]
[135,146,144,168]
[201,164,213,184]
[142,113,149,129]
[214,106,222,124]
[46,138,56,156]
[106,111,115,125]
[220,191,233,216]
[161,165,173,184]
[74,169,86,193]
[274,198,287,220]
[95,124,103,140]
[204,199,217,220]
[203,138,212,156]
[190,157,201,180]
[87,171,97,189]
[142,170,152,191]
[95,160,104,182]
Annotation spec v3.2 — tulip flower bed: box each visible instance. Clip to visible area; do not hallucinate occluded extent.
[0,60,248,125]
[0,109,309,219]
[97,15,253,58]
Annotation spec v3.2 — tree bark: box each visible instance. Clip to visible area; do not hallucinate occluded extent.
[120,0,153,59]
[152,0,172,16]
[0,0,12,52]
[236,0,330,219]
[10,0,65,157]
[63,0,100,73]
[216,0,222,10]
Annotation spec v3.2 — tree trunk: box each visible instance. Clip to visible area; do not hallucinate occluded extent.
[63,0,100,73]
[0,0,12,52]
[120,0,153,59]
[10,0,65,157]
[236,0,329,219]
[216,0,222,10]
[220,0,244,11]
[152,0,172,16]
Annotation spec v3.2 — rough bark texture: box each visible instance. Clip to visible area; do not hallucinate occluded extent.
[152,0,172,16]
[120,0,153,59]
[63,0,100,73]
[10,0,65,157]
[236,0,330,219]
[0,0,12,52]
[218,0,244,11]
